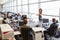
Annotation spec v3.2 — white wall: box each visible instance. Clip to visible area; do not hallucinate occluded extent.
[0,4,2,11]
[0,0,8,4]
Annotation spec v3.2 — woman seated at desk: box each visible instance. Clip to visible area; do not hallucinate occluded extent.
[21,15,28,25]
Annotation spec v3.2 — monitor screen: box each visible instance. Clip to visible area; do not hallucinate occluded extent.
[43,19,49,23]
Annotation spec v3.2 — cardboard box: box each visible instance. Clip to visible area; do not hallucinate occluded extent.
[0,24,14,40]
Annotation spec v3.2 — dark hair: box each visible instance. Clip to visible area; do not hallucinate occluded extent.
[39,8,42,14]
[22,15,27,20]
[52,18,56,23]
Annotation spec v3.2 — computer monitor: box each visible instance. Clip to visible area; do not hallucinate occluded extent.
[43,19,49,23]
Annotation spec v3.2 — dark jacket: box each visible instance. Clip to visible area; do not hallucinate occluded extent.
[39,15,42,21]
[47,23,58,36]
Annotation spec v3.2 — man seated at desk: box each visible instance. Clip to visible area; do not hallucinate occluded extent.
[44,18,58,40]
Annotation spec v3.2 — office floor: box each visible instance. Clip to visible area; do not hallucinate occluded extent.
[42,37,60,40]
[54,38,60,40]
[15,37,60,40]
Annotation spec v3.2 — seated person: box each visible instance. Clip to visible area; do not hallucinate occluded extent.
[20,26,35,40]
[17,13,21,20]
[2,17,11,24]
[14,14,18,20]
[44,18,58,40]
[21,15,28,25]
[21,15,27,20]
[2,17,7,24]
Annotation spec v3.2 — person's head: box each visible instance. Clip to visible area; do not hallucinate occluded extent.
[56,20,58,23]
[17,13,21,16]
[52,18,56,23]
[39,8,42,14]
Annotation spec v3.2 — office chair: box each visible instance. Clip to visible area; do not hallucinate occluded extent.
[19,21,25,26]
[9,16,12,19]
[15,17,18,20]
[0,28,2,40]
[21,15,27,20]
[46,26,58,40]
[20,26,35,40]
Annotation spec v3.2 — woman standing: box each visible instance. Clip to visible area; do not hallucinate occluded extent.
[38,8,42,27]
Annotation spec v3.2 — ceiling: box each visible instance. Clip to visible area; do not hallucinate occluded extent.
[0,0,8,4]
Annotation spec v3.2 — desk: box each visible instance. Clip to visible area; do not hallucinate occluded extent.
[14,31,21,35]
[32,27,46,32]
[32,27,46,40]
[13,20,23,22]
[14,26,45,40]
[13,20,18,22]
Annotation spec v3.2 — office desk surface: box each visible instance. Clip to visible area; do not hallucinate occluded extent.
[32,27,46,32]
[14,31,21,35]
[14,27,46,35]
[13,20,23,22]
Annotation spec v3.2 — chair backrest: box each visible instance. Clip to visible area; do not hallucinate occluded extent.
[0,28,2,40]
[15,17,18,20]
[19,21,25,26]
[48,23,58,36]
[20,26,34,40]
[21,15,27,20]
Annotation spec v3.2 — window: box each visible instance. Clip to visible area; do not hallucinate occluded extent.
[13,6,17,13]
[9,2,12,7]
[11,7,14,12]
[2,0,60,22]
[18,6,21,12]
[3,8,7,12]
[17,0,21,5]
[22,5,28,12]
[13,0,17,6]
[29,0,39,3]
[29,4,39,13]
[30,14,38,22]
[42,15,59,21]
[4,7,11,12]
[40,0,51,2]
[22,13,28,15]
[4,3,9,7]
[22,0,28,5]
[41,1,60,16]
